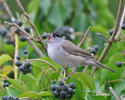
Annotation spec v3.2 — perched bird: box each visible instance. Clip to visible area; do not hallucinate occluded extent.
[42,33,116,77]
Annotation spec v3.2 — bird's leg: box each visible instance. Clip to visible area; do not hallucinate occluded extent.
[64,67,76,80]
[62,68,67,80]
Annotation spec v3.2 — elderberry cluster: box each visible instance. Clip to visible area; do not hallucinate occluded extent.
[51,81,76,99]
[12,18,31,42]
[3,96,19,100]
[3,79,9,88]
[15,50,32,74]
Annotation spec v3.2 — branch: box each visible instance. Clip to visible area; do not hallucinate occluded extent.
[27,40,45,57]
[5,22,42,42]
[13,34,18,79]
[115,6,125,40]
[15,0,46,52]
[90,0,124,76]
[4,22,45,57]
[2,0,14,19]
[29,59,57,71]
[109,86,120,100]
[96,33,112,43]
[78,26,91,47]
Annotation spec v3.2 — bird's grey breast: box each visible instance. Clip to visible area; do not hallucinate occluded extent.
[47,42,69,67]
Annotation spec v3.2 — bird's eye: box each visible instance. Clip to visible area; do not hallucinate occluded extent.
[52,33,61,38]
[41,34,48,39]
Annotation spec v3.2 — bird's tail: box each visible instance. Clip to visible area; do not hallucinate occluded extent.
[89,60,116,73]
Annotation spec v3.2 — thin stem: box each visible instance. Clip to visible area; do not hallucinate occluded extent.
[29,59,57,71]
[90,0,124,76]
[109,86,120,100]
[115,6,125,40]
[3,0,13,19]
[15,0,46,52]
[78,26,91,47]
[13,34,18,79]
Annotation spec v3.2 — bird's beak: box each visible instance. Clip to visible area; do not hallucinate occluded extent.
[42,32,51,42]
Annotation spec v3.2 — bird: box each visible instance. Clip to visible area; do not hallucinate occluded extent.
[43,32,116,78]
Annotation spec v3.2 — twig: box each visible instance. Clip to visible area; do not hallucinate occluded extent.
[5,22,41,42]
[105,79,123,83]
[109,86,120,100]
[90,0,124,76]
[13,34,18,79]
[3,0,14,19]
[27,40,44,57]
[15,0,46,52]
[29,59,57,71]
[4,21,45,57]
[82,65,89,73]
[78,26,91,47]
[115,6,125,40]
[96,33,112,43]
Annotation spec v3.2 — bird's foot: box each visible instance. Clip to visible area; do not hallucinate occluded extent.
[64,72,75,80]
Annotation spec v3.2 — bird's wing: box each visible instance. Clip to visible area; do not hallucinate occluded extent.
[62,40,93,58]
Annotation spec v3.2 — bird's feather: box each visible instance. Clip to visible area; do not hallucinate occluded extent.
[62,40,93,58]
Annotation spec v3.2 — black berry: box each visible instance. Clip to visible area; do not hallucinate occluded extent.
[19,35,26,41]
[15,29,20,35]
[53,91,60,98]
[5,39,11,45]
[24,61,31,67]
[3,79,8,83]
[1,28,7,37]
[41,34,48,39]
[3,83,9,88]
[116,62,122,67]
[60,91,66,99]
[24,26,30,33]
[24,50,28,55]
[90,48,97,55]
[15,61,22,67]
[109,29,113,36]
[62,85,68,91]
[68,88,75,94]
[3,96,7,100]
[8,96,14,100]
[122,24,125,30]
[53,80,56,84]
[16,56,21,60]
[93,45,99,51]
[27,67,32,73]
[55,85,60,92]
[51,85,56,91]
[16,20,23,27]
[15,97,19,100]
[18,66,25,71]
[69,83,76,89]
[59,81,64,86]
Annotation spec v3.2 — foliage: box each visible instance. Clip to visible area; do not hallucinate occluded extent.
[0,0,125,100]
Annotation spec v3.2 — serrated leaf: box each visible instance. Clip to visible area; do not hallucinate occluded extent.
[8,79,25,92]
[72,72,95,91]
[2,65,13,75]
[19,91,53,98]
[0,54,12,65]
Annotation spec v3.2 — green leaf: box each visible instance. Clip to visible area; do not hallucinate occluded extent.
[20,74,35,91]
[19,91,53,98]
[72,72,95,91]
[0,54,12,65]
[87,92,108,100]
[8,79,25,92]
[40,0,51,15]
